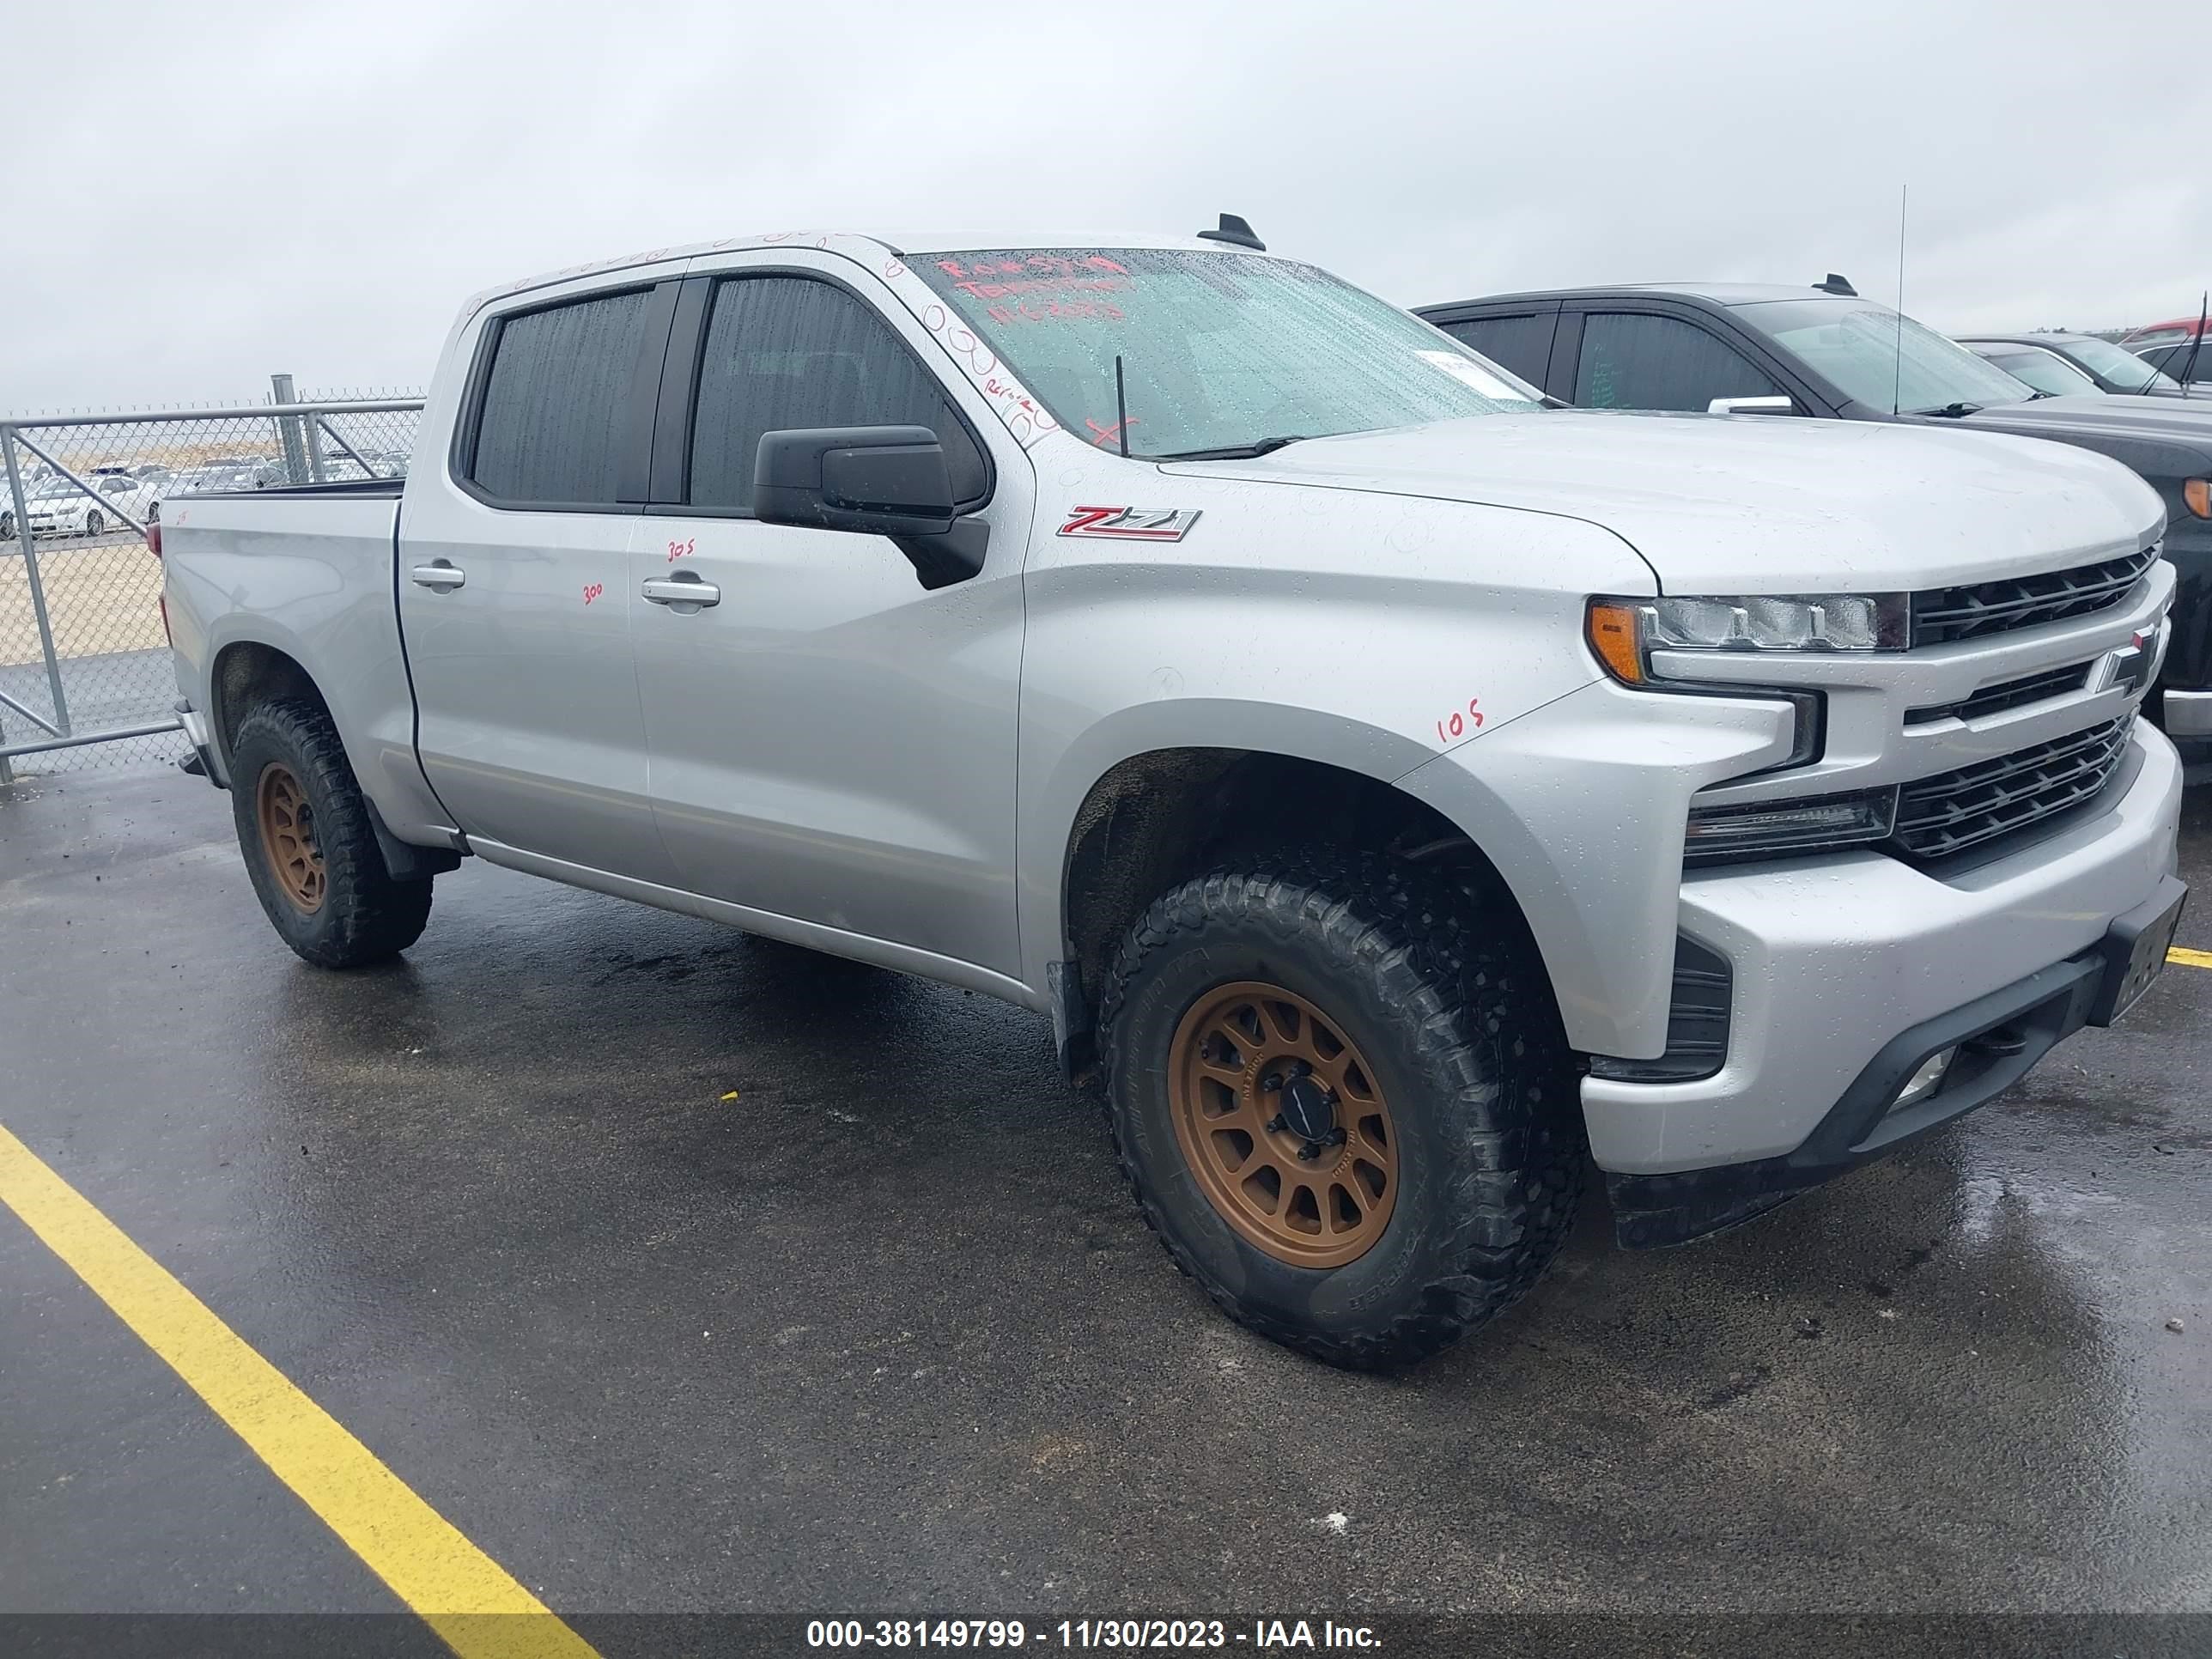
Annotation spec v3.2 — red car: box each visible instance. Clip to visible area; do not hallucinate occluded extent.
[2122,315,2209,388]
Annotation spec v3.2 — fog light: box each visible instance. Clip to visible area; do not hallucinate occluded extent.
[1893,1046,1957,1110]
[1682,786,1899,863]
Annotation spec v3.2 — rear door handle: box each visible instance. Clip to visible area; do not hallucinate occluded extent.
[410,561,465,591]
[641,575,720,610]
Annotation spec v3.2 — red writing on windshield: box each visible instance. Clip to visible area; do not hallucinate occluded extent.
[936,254,1129,280]
[988,298,1127,325]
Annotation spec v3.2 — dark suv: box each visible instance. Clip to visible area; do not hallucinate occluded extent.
[1416,281,2212,745]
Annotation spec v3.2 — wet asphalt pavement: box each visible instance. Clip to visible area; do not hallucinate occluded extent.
[1,765,2208,1631]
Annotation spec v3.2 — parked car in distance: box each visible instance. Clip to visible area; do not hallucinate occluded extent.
[2122,315,2208,355]
[1418,280,2212,745]
[20,471,158,537]
[1955,340,2100,398]
[162,229,2185,1369]
[1958,331,2192,398]
[2133,340,2208,392]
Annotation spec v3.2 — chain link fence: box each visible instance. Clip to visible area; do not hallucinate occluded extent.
[1,380,422,780]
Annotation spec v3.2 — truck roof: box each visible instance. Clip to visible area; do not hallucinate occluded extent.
[1435,282,1850,310]
[466,229,1265,318]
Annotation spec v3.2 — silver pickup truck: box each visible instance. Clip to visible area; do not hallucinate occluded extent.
[161,227,2187,1369]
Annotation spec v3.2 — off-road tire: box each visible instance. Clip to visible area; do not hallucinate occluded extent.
[228,699,434,968]
[1098,854,1583,1370]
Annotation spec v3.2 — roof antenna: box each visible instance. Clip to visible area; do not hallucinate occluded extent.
[1196,213,1266,252]
[1892,185,1908,418]
[1113,355,1131,459]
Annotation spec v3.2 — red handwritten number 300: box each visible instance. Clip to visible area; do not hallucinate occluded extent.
[1436,697,1485,745]
[582,582,605,605]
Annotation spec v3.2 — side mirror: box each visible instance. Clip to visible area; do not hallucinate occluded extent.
[755,425,955,536]
[1707,395,1798,416]
[753,424,987,590]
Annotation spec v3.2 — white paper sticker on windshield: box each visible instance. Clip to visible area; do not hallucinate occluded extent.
[1416,349,1521,400]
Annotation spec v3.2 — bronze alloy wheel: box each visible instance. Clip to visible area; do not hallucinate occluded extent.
[255,762,326,914]
[1167,981,1399,1268]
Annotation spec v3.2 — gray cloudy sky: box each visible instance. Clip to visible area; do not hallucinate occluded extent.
[4,0,2209,410]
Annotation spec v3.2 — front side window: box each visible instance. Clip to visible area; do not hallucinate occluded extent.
[1437,313,1557,388]
[687,276,985,514]
[1733,296,2033,414]
[1573,313,1785,411]
[912,248,1541,458]
[471,287,658,505]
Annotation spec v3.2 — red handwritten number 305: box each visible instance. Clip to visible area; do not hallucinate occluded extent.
[582,582,605,605]
[1436,697,1485,745]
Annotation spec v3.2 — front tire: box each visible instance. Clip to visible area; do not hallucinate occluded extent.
[228,699,434,967]
[84,508,104,538]
[1099,857,1583,1370]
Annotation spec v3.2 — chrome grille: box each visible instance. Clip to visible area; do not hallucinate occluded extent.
[1903,661,2093,726]
[1911,548,2158,647]
[1887,716,2134,863]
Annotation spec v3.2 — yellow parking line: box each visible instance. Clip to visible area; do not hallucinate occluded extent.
[2172,945,2212,969]
[0,1122,598,1659]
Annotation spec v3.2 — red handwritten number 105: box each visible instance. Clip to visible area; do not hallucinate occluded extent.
[1437,697,1485,745]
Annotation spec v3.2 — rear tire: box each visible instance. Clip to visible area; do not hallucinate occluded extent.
[84,509,104,537]
[228,699,434,967]
[1098,855,1583,1370]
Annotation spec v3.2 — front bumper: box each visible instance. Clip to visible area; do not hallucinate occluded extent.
[1584,723,2185,1231]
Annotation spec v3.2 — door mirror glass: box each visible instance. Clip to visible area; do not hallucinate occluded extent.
[1706,394,1799,416]
[754,425,957,537]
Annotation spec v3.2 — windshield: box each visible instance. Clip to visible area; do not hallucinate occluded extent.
[1973,347,2100,398]
[1733,296,2033,413]
[2062,336,2181,391]
[911,247,1543,458]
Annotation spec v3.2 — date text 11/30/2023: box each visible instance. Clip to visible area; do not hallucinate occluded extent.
[805,1619,1382,1650]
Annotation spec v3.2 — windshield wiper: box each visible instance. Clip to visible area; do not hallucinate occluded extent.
[1155,434,1312,461]
[1907,402,1982,418]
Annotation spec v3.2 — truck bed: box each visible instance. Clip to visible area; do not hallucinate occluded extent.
[161,488,447,842]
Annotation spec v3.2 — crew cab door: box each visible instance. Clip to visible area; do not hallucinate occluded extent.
[1559,307,1802,413]
[398,270,684,884]
[628,253,1032,979]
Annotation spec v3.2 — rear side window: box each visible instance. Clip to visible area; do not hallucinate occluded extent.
[1575,312,1784,411]
[471,288,658,505]
[1437,313,1556,388]
[687,276,986,514]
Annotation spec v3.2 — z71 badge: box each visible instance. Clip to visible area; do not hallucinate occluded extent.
[1056,505,1201,542]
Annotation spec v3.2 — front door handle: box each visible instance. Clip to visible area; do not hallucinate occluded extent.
[410,561,465,592]
[641,574,720,610]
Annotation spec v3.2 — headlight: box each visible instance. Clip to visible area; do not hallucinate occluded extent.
[1587,593,1908,684]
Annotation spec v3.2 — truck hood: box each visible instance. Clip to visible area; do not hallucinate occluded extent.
[1954,394,2212,477]
[1160,410,2164,593]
